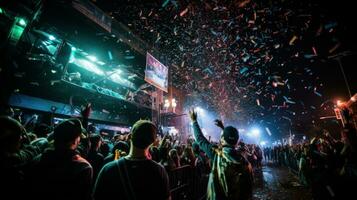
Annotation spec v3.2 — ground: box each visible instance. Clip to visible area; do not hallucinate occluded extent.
[253,164,312,200]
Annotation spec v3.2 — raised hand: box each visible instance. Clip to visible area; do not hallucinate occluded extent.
[214,119,224,129]
[81,103,92,119]
[189,109,197,122]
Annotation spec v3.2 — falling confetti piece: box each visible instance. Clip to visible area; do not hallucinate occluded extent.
[289,35,298,45]
[180,7,188,17]
[265,127,272,136]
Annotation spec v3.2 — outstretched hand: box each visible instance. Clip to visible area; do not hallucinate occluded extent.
[189,109,197,122]
[214,119,224,129]
[81,103,92,119]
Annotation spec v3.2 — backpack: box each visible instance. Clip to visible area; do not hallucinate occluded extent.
[209,148,253,200]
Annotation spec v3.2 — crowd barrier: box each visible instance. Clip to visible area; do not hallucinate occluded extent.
[169,165,208,200]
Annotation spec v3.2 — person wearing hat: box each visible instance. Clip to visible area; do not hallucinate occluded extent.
[0,116,41,199]
[189,109,253,200]
[94,120,170,200]
[28,118,93,200]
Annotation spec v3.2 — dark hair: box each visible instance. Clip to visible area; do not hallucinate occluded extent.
[53,118,84,147]
[112,141,129,154]
[33,123,51,138]
[222,126,239,145]
[130,120,157,149]
[89,134,102,148]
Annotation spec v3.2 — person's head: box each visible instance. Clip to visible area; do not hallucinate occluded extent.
[169,149,180,167]
[100,141,110,156]
[33,123,51,138]
[89,134,102,151]
[169,149,179,160]
[53,118,86,150]
[0,105,14,118]
[130,120,157,150]
[27,132,37,142]
[174,145,183,156]
[112,141,129,155]
[87,124,98,134]
[0,116,25,154]
[183,146,194,158]
[220,126,239,146]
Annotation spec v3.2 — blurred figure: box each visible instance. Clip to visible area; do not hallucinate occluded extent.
[168,148,181,169]
[87,134,104,181]
[0,116,40,199]
[103,141,129,165]
[181,145,196,167]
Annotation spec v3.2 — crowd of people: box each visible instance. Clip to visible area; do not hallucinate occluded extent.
[0,103,267,200]
[262,125,357,199]
[1,103,356,200]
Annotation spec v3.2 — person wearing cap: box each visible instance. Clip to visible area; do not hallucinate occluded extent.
[0,116,42,199]
[189,109,253,200]
[93,120,170,200]
[28,118,93,200]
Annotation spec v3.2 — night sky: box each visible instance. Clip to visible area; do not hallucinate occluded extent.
[92,0,356,138]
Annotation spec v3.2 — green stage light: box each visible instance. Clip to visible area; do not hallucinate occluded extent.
[49,35,56,41]
[71,46,77,51]
[97,61,105,65]
[87,55,97,62]
[72,58,105,76]
[8,17,27,45]
[18,18,27,26]
[110,73,121,83]
[0,8,4,14]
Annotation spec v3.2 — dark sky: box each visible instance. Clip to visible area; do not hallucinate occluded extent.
[92,0,356,138]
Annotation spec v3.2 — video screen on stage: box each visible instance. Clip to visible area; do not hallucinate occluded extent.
[145,52,168,92]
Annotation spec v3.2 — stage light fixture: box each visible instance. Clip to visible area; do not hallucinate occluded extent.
[49,35,56,41]
[18,18,27,26]
[87,55,97,62]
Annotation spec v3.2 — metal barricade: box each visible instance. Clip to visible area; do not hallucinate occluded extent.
[169,165,208,200]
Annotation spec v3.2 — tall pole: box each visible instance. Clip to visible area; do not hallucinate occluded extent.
[328,51,355,98]
[336,58,352,98]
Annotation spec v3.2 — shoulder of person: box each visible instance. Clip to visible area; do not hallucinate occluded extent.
[73,154,92,168]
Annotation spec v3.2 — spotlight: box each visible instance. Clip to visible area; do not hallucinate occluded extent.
[195,106,203,112]
[251,128,260,137]
[18,18,27,26]
[49,35,56,41]
[87,55,97,62]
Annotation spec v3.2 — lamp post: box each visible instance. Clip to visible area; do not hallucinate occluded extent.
[328,51,355,98]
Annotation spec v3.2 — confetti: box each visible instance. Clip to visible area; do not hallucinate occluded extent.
[95,0,348,130]
[179,7,188,17]
[289,35,298,45]
[265,127,272,136]
[240,67,249,74]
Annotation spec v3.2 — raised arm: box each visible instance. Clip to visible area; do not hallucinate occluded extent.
[189,109,215,160]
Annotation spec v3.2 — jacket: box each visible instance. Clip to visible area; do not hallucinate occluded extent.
[192,121,253,200]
